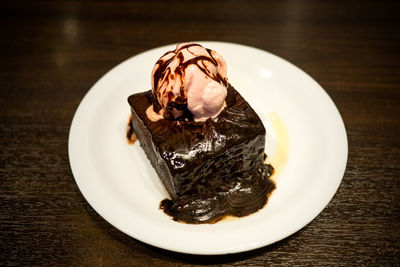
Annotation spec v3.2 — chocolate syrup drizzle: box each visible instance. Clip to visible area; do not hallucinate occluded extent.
[152,43,228,120]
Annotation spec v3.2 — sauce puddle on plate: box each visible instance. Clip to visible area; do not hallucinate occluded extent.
[266,112,290,180]
[126,115,137,145]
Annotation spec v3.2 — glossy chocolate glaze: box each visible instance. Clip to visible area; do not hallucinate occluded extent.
[128,85,275,223]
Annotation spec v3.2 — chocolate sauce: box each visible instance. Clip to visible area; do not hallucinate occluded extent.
[126,115,137,145]
[160,163,275,224]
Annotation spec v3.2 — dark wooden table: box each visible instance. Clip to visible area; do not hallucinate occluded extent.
[1,0,399,265]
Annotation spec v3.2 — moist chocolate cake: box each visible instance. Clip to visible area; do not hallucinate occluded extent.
[128,84,275,223]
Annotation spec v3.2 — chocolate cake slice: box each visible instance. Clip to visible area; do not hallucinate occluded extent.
[128,84,275,223]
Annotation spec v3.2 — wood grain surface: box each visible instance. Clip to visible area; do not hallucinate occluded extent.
[1,0,399,265]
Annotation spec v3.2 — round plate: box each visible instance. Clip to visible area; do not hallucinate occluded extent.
[68,41,348,255]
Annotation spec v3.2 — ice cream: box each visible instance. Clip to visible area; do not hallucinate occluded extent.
[150,42,228,122]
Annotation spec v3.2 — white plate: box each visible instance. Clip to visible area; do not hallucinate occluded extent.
[68,41,348,255]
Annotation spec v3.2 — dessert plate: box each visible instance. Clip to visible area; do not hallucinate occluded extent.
[69,42,348,255]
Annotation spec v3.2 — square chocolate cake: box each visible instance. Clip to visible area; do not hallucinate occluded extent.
[128,84,274,223]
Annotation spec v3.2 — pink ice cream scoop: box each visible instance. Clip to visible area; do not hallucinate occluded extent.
[151,42,228,122]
